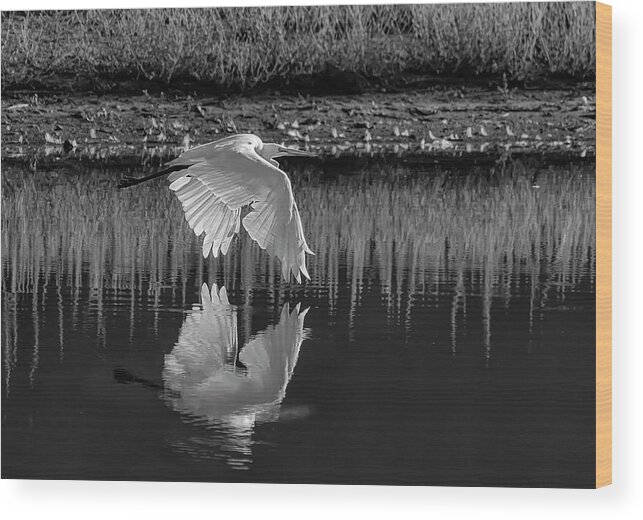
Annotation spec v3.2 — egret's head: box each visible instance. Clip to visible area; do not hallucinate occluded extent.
[259,143,317,160]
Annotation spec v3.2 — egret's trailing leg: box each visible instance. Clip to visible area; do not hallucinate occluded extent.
[118,165,189,189]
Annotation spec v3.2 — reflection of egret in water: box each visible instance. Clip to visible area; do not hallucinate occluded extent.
[162,284,310,469]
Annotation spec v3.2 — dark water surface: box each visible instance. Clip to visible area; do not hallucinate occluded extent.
[1,157,595,487]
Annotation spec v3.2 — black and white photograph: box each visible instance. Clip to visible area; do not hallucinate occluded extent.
[2,1,601,489]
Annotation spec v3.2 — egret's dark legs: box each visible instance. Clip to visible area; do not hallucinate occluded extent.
[118,164,190,189]
[113,366,162,389]
[113,367,181,398]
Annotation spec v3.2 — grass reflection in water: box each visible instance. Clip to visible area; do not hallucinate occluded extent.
[1,158,595,367]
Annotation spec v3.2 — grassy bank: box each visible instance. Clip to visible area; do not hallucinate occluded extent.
[1,3,595,92]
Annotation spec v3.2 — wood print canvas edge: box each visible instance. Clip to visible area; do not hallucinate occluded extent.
[596,0,612,489]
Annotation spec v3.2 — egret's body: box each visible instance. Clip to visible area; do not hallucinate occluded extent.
[120,134,315,282]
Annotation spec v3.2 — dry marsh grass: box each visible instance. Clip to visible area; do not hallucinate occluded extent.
[1,3,595,91]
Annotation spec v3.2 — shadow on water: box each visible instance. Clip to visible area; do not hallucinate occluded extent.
[1,157,596,486]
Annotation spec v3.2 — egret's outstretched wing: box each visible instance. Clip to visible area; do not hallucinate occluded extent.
[239,303,309,402]
[166,134,313,282]
[169,176,241,258]
[242,191,312,282]
[163,284,236,392]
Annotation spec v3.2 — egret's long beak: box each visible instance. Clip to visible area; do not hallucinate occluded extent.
[277,146,317,157]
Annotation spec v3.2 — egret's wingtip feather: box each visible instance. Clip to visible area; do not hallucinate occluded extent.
[200,283,211,306]
[210,285,220,305]
[219,286,229,305]
[301,263,311,280]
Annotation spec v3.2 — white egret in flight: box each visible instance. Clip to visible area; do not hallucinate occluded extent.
[119,134,315,282]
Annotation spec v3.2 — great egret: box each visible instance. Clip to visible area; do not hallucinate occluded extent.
[119,134,315,282]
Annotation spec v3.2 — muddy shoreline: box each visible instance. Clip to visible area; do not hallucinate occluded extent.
[1,83,596,165]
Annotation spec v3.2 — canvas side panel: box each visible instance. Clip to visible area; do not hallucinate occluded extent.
[596,0,612,489]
